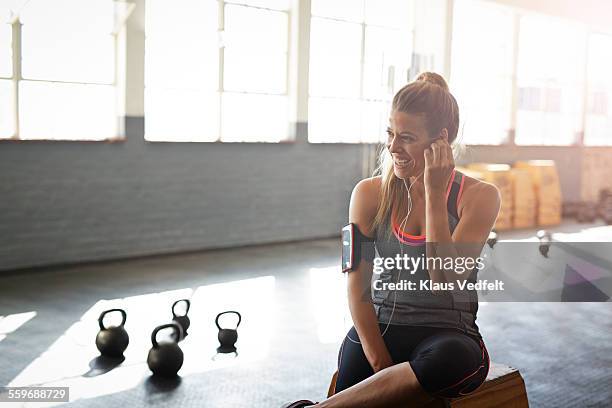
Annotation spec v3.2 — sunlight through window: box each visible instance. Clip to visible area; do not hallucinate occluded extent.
[515,16,586,146]
[145,0,290,142]
[585,33,612,146]
[308,0,413,143]
[450,0,514,145]
[11,0,118,140]
[0,311,37,342]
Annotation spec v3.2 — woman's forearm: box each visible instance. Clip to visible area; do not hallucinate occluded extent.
[425,190,463,284]
[347,273,393,371]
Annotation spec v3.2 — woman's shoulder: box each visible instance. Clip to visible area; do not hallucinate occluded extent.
[353,175,382,193]
[456,172,501,219]
[351,176,382,207]
[349,176,382,236]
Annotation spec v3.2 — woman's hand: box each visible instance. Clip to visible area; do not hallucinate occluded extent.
[365,347,394,373]
[424,138,455,196]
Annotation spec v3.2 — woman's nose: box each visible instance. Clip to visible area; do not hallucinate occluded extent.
[388,136,401,153]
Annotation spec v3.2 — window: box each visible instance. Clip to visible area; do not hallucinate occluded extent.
[145,0,290,142]
[584,33,612,146]
[308,0,413,143]
[0,7,11,76]
[0,8,13,138]
[0,0,117,141]
[450,0,514,145]
[515,15,586,145]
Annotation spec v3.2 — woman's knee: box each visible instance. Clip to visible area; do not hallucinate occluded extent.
[410,333,488,399]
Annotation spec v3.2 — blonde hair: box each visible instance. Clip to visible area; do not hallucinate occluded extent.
[372,72,460,233]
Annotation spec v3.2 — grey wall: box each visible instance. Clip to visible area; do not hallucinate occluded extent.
[0,118,363,271]
[0,120,604,272]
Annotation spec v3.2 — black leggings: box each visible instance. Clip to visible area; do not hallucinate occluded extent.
[336,324,490,399]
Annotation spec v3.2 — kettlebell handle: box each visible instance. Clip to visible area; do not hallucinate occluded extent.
[215,311,242,330]
[172,299,191,318]
[98,308,127,331]
[151,322,183,348]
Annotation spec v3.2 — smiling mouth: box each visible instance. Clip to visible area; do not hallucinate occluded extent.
[393,159,413,169]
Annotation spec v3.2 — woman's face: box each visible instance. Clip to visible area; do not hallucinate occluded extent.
[387,111,433,180]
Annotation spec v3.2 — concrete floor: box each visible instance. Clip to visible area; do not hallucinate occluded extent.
[0,225,610,407]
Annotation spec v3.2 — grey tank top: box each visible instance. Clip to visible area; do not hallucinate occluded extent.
[371,170,482,339]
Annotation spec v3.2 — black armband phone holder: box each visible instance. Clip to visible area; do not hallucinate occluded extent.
[342,223,375,272]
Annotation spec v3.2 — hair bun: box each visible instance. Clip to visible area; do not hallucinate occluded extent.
[415,71,449,92]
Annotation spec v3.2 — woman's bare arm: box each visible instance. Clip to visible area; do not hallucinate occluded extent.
[424,139,501,284]
[347,178,393,372]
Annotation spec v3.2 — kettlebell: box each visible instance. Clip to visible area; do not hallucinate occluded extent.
[171,299,191,340]
[147,323,184,377]
[537,230,551,258]
[95,308,129,358]
[216,311,242,353]
[486,231,498,249]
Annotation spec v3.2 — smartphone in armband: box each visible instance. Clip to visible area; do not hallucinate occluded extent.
[342,223,374,272]
[342,224,355,273]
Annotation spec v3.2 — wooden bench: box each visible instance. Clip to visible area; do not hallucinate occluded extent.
[327,363,529,407]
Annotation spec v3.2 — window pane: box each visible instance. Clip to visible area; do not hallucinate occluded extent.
[224,5,288,52]
[585,33,612,146]
[361,100,388,143]
[0,79,14,138]
[311,0,364,23]
[19,81,115,140]
[308,97,361,143]
[145,0,219,141]
[363,26,411,100]
[364,0,412,29]
[145,0,218,90]
[223,5,288,93]
[412,0,446,74]
[145,88,219,142]
[224,50,286,93]
[450,0,513,145]
[309,2,414,143]
[515,16,586,145]
[221,93,288,142]
[309,17,362,98]
[20,0,114,83]
[0,22,11,77]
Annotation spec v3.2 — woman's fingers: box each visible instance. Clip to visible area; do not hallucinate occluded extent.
[434,138,453,167]
[424,145,433,166]
[438,141,448,165]
[431,142,440,165]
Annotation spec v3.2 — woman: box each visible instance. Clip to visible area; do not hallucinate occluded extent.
[284,72,500,408]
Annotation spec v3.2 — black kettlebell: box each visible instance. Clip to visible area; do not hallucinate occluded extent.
[216,311,242,353]
[537,230,551,258]
[147,323,184,377]
[171,299,191,340]
[95,308,129,358]
[486,231,498,249]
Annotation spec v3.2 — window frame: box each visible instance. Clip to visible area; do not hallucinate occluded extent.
[582,30,612,147]
[306,2,416,144]
[451,0,612,147]
[1,0,611,146]
[0,5,122,143]
[143,0,293,143]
